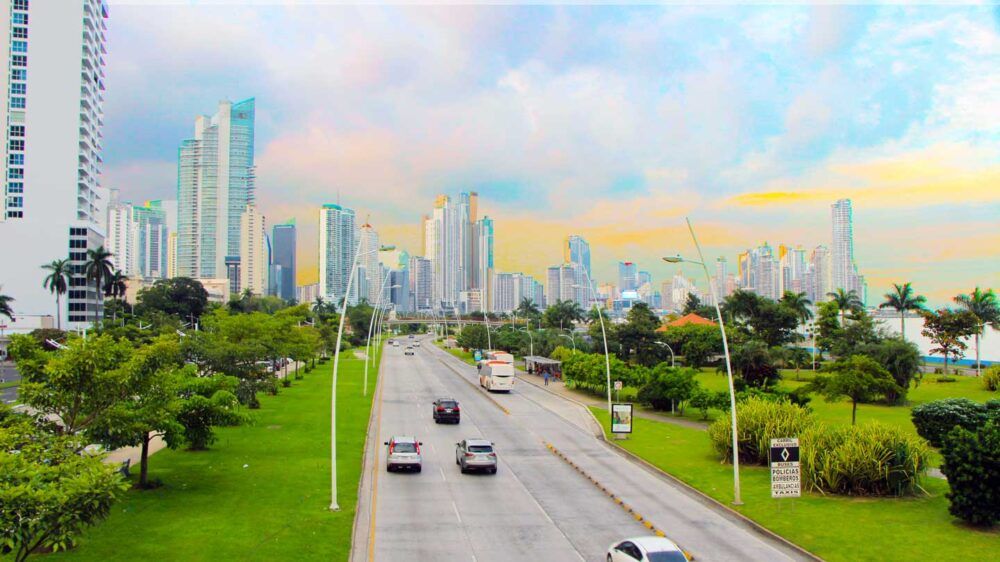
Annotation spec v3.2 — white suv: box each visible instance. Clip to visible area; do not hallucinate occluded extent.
[385,436,422,472]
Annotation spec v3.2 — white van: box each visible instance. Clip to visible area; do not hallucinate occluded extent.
[479,360,515,392]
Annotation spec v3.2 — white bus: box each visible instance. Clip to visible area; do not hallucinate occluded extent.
[479,360,515,392]
[485,351,514,364]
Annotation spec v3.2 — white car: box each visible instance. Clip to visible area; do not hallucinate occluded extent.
[384,436,422,472]
[404,347,415,356]
[607,537,690,562]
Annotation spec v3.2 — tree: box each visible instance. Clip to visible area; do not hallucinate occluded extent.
[135,277,209,323]
[859,338,922,403]
[174,366,244,450]
[515,298,541,319]
[689,388,727,420]
[954,287,1000,374]
[182,310,273,407]
[745,299,800,347]
[346,301,375,346]
[542,300,585,329]
[617,302,664,366]
[637,364,699,413]
[814,301,842,355]
[682,293,701,315]
[922,309,979,374]
[728,340,780,388]
[0,286,13,321]
[827,288,863,327]
[0,412,129,561]
[9,333,134,437]
[779,291,813,326]
[456,324,490,350]
[879,282,926,340]
[809,355,901,424]
[722,290,761,323]
[41,259,70,330]
[84,245,114,324]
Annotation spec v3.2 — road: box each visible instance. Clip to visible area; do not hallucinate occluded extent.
[1,362,19,404]
[354,336,809,562]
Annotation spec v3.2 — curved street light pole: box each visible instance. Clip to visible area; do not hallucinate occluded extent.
[364,275,393,396]
[663,216,742,506]
[559,333,576,352]
[578,269,612,414]
[519,320,534,357]
[654,341,676,367]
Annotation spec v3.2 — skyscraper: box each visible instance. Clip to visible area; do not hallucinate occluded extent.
[319,203,356,305]
[357,221,380,304]
[565,235,591,278]
[270,220,296,301]
[408,255,433,312]
[618,262,638,292]
[106,191,135,277]
[492,272,516,313]
[132,200,169,279]
[0,0,109,326]
[830,198,865,302]
[807,245,831,304]
[239,204,266,296]
[176,98,256,280]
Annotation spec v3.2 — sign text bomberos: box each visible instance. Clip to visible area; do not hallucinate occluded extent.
[769,437,800,498]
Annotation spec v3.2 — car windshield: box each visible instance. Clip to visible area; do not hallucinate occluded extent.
[440,401,457,408]
[392,442,416,453]
[647,550,688,562]
[468,445,493,453]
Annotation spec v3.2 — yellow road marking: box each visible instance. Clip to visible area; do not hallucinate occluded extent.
[366,359,386,562]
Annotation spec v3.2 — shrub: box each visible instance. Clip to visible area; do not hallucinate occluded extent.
[936,376,956,382]
[708,396,815,465]
[800,422,929,496]
[689,389,729,420]
[940,422,1000,526]
[911,398,989,447]
[983,365,1000,392]
[637,366,698,413]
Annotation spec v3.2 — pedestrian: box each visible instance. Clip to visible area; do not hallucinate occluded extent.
[543,369,550,386]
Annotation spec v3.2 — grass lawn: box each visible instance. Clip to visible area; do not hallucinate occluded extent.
[591,407,998,562]
[0,379,18,389]
[43,349,381,562]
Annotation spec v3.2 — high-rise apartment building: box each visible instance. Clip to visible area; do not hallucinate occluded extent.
[270,221,296,301]
[176,98,255,281]
[318,203,356,305]
[806,245,831,304]
[239,204,266,296]
[423,192,490,311]
[830,198,866,302]
[492,272,515,313]
[408,255,433,312]
[565,235,591,278]
[357,221,380,304]
[0,0,109,326]
[133,200,169,279]
[106,192,135,276]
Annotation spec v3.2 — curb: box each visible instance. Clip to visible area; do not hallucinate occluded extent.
[437,356,511,416]
[543,441,695,560]
[349,346,385,562]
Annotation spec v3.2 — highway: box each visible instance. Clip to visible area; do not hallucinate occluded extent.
[353,336,810,562]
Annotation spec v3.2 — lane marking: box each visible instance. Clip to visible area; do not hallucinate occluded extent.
[451,500,462,524]
[366,356,387,562]
[439,466,446,482]
[437,357,510,415]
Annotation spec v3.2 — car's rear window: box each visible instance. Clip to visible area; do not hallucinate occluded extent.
[468,445,493,453]
[440,401,457,408]
[392,442,416,453]
[648,551,688,562]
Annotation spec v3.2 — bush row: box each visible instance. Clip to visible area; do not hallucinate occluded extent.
[911,397,1000,447]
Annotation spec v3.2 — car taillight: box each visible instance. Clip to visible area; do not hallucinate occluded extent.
[388,443,394,454]
[436,406,445,412]
[465,452,475,457]
[453,406,460,412]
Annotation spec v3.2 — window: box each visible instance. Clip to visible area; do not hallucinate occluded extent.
[10,126,24,137]
[69,290,87,299]
[69,239,87,249]
[8,154,23,166]
[69,303,87,312]
[12,13,27,25]
[11,69,26,81]
[7,168,23,179]
[12,41,27,53]
[12,55,26,67]
[11,83,26,95]
[10,97,25,109]
[7,196,22,208]
[647,551,689,562]
[13,0,29,10]
[9,139,23,151]
[70,252,86,261]
[70,277,87,287]
[8,182,23,193]
[12,27,27,39]
[7,210,23,218]
[70,227,87,235]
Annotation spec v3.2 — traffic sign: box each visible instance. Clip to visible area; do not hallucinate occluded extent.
[769,437,800,498]
[613,380,623,391]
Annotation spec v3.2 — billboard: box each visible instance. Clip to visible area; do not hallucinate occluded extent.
[611,403,633,434]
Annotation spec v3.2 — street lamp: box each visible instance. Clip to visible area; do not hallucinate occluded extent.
[654,341,676,367]
[364,275,400,397]
[329,243,394,511]
[663,217,742,505]
[519,320,534,357]
[574,270,613,414]
[558,333,576,353]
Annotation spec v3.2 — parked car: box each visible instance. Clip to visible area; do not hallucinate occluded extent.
[432,398,460,424]
[404,346,415,356]
[384,436,422,472]
[455,438,497,474]
[607,537,690,562]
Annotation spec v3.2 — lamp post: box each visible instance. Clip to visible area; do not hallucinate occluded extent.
[364,276,400,397]
[519,320,534,357]
[575,269,612,414]
[654,341,676,367]
[663,217,741,505]
[329,243,394,511]
[558,333,576,353]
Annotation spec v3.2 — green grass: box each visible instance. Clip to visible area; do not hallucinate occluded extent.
[591,407,998,562]
[0,379,18,389]
[44,350,381,562]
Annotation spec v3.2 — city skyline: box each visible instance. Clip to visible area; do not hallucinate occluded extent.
[96,4,999,306]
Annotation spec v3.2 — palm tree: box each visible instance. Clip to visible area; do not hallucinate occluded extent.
[827,288,863,327]
[954,287,1000,376]
[516,298,540,318]
[84,245,114,325]
[0,286,13,321]
[779,291,813,326]
[722,289,760,323]
[41,258,71,330]
[103,270,128,321]
[878,282,926,341]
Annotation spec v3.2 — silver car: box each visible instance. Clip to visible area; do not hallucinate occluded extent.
[455,438,497,474]
[385,436,422,472]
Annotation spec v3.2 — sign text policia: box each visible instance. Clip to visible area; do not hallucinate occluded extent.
[769,437,801,498]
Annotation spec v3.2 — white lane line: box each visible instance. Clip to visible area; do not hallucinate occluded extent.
[429,442,437,454]
[451,500,462,524]
[439,466,446,482]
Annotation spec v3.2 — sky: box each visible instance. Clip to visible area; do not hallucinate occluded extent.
[102,1,1000,306]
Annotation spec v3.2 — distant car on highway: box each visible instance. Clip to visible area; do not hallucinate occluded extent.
[607,536,690,562]
[384,436,422,472]
[455,438,497,474]
[404,346,415,356]
[432,398,460,424]
[408,334,414,339]
[413,341,421,348]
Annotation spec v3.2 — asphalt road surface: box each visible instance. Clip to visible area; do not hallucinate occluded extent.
[354,337,809,562]
[1,362,19,404]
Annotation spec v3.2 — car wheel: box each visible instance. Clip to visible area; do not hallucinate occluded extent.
[415,466,422,473]
[490,467,497,475]
[460,466,468,474]
[386,465,393,472]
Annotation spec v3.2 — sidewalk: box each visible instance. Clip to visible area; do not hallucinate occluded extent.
[514,370,709,430]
